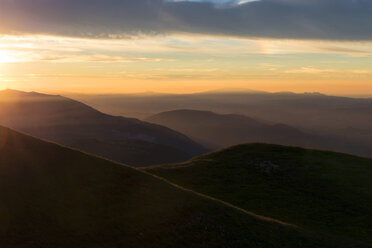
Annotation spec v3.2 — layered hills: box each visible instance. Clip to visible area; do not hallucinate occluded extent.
[73,91,372,154]
[146,109,372,157]
[71,91,372,133]
[0,89,207,166]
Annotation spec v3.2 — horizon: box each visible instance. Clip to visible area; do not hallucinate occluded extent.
[1,35,371,95]
[2,87,372,99]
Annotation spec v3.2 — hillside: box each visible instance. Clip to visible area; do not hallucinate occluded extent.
[146,144,372,244]
[146,109,372,157]
[0,127,367,247]
[0,89,207,166]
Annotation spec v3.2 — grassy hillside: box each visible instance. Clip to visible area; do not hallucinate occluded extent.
[0,127,369,247]
[146,109,372,158]
[0,89,207,166]
[146,144,372,244]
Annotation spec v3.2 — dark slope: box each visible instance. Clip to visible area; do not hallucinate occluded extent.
[146,109,372,157]
[0,127,366,248]
[146,144,372,244]
[0,90,207,166]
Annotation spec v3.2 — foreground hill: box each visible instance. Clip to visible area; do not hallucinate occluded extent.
[146,144,372,244]
[0,89,207,166]
[0,127,366,247]
[146,109,372,157]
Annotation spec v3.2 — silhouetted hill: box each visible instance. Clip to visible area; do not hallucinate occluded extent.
[1,126,366,247]
[71,91,372,150]
[0,89,207,166]
[146,109,372,157]
[70,92,372,129]
[146,144,372,244]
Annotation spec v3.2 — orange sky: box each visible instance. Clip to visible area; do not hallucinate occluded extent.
[0,35,372,95]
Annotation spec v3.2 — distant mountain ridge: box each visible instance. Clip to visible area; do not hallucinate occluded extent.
[0,89,207,166]
[71,91,372,150]
[146,109,372,157]
[70,91,372,127]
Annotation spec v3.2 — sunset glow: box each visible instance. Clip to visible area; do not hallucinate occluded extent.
[0,0,371,95]
[0,50,17,63]
[0,35,370,95]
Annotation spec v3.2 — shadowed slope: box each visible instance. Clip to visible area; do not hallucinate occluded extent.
[146,144,372,244]
[0,90,207,166]
[0,127,369,248]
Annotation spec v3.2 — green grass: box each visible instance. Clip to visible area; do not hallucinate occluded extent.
[146,143,372,245]
[2,127,370,247]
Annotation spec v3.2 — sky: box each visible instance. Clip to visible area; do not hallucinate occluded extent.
[0,0,371,95]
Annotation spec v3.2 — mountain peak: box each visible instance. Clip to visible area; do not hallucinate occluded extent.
[0,91,207,166]
[0,88,25,94]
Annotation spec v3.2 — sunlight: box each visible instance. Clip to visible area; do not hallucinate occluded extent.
[0,50,17,63]
[0,74,6,90]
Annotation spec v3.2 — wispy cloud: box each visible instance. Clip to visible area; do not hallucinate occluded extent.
[284,67,372,75]
[2,35,372,65]
[285,67,340,74]
[350,70,372,74]
[37,55,175,63]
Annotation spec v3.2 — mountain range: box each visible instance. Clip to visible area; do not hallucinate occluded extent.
[146,109,372,158]
[0,89,207,166]
[71,91,372,148]
[70,91,372,130]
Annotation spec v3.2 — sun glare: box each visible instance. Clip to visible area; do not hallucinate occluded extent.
[0,73,6,89]
[0,50,17,63]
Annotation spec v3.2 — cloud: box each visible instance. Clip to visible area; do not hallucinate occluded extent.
[350,70,372,74]
[285,67,340,74]
[0,0,371,40]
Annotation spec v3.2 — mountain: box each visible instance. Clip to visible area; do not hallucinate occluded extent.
[1,126,366,248]
[70,91,372,149]
[146,109,372,157]
[0,89,207,166]
[69,91,372,130]
[146,144,372,244]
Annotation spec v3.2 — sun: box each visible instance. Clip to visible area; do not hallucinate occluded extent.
[0,50,17,63]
